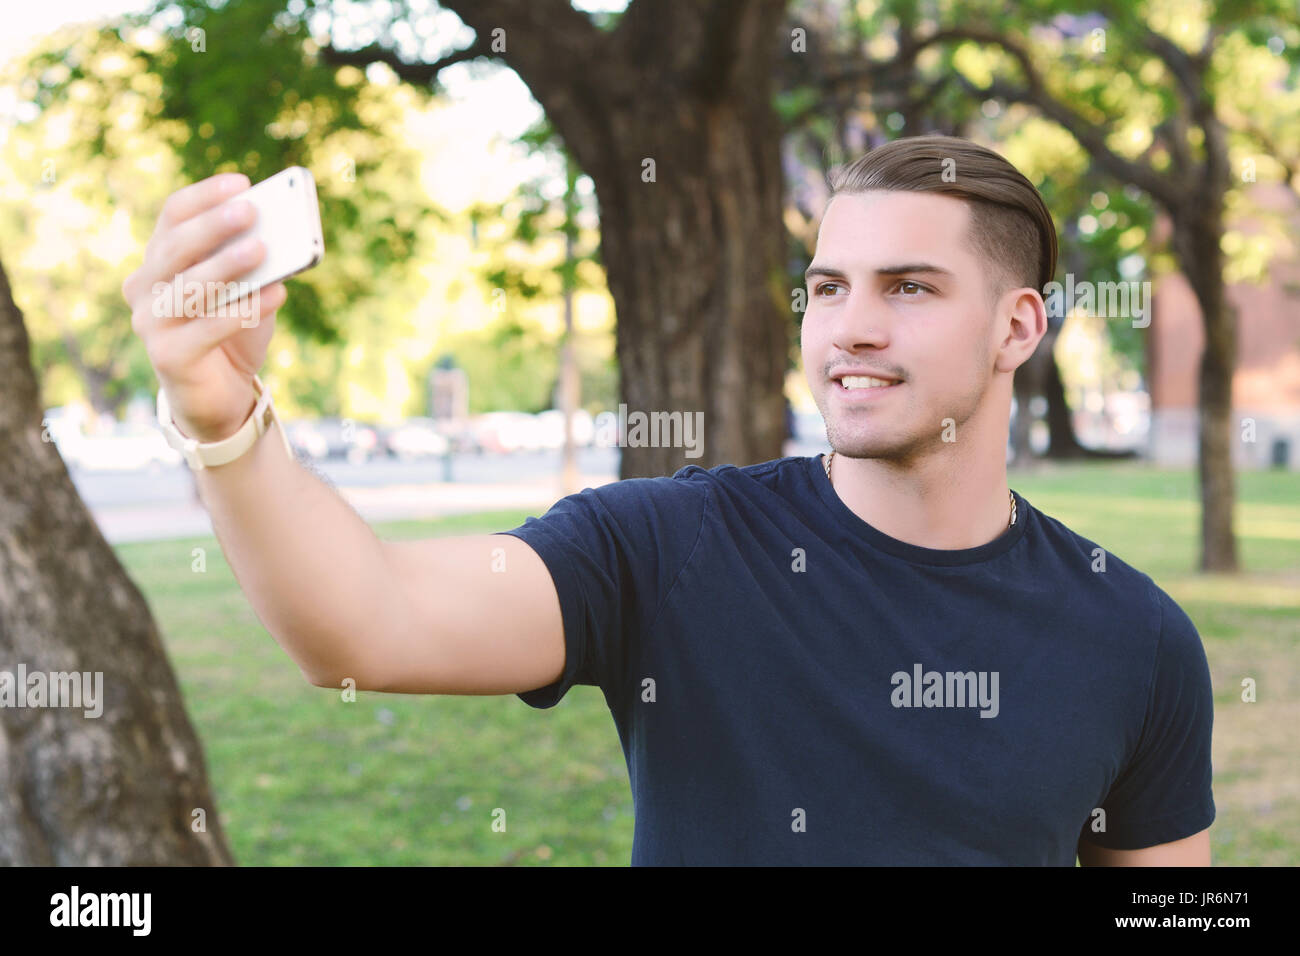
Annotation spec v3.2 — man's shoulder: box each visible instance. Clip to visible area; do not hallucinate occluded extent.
[594,454,807,502]
[1024,499,1168,631]
[669,454,806,485]
[555,456,808,544]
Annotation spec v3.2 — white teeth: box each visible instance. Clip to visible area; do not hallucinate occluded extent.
[839,375,896,390]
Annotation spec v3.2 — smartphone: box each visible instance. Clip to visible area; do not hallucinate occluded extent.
[207,166,324,310]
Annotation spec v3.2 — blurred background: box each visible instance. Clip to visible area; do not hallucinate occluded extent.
[0,0,1296,867]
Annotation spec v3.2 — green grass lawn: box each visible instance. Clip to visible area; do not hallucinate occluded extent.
[112,462,1299,865]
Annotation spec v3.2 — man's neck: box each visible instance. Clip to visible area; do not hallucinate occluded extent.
[827,444,1013,551]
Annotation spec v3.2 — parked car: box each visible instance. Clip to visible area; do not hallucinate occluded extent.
[285,418,379,463]
[60,421,182,472]
[283,419,329,461]
[322,418,380,463]
[383,418,450,460]
[437,419,482,455]
[534,409,595,449]
[470,412,545,453]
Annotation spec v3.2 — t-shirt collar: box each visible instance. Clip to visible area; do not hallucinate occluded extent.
[807,454,1029,566]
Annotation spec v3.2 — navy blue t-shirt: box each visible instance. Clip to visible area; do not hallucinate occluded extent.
[494,455,1216,865]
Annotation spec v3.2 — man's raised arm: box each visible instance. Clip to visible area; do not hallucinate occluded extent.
[122,172,565,696]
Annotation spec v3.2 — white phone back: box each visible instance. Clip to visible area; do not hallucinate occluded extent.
[209,166,324,308]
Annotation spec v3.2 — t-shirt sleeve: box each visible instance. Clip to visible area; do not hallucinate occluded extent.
[1081,585,1216,850]
[492,472,709,710]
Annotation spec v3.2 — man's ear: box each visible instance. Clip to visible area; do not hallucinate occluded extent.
[994,293,1047,373]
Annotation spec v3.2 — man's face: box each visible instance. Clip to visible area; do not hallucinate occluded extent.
[801,190,1000,463]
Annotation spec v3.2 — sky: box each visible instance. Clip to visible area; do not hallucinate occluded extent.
[1,0,630,68]
[1,0,155,68]
[2,1,530,129]
[1,0,630,144]
[0,0,633,209]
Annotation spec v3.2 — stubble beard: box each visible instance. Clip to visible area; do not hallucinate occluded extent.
[821,376,988,466]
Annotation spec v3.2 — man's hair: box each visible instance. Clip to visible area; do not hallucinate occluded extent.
[826,135,1058,310]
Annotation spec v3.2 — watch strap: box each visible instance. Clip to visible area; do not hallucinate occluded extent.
[157,375,294,470]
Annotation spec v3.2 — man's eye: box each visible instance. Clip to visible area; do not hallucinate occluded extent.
[815,282,844,296]
[896,280,927,295]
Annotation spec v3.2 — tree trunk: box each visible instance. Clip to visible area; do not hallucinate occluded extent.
[1042,349,1088,458]
[1172,202,1239,571]
[1010,352,1037,463]
[1170,107,1237,572]
[0,256,233,865]
[442,0,792,477]
[1042,217,1087,459]
[1012,319,1094,462]
[594,100,790,477]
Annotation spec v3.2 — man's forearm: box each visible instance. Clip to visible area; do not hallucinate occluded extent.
[192,419,405,686]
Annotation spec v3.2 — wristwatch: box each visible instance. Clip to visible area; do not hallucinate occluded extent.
[156,374,294,470]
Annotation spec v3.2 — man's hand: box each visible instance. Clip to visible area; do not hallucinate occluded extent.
[121,172,286,442]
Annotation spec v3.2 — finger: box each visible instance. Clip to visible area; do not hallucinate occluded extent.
[150,235,268,324]
[150,197,258,282]
[157,172,250,231]
[173,281,285,358]
[129,175,249,309]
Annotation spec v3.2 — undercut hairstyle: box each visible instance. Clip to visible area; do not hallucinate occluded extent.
[826,135,1059,312]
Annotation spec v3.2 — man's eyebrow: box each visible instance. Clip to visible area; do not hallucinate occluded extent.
[803,262,957,281]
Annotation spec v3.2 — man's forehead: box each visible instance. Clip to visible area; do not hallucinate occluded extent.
[817,190,972,255]
[807,193,977,283]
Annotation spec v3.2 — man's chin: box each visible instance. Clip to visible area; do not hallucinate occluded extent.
[826,431,924,462]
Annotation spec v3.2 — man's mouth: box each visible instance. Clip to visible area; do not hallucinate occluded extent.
[835,374,900,391]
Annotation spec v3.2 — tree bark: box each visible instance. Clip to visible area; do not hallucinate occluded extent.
[1168,98,1237,571]
[1172,197,1239,571]
[0,256,233,865]
[592,92,791,477]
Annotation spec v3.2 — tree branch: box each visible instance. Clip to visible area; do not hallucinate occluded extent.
[810,24,1187,209]
[1136,26,1204,109]
[438,0,608,104]
[317,39,491,86]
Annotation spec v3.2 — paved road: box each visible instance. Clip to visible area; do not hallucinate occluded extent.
[81,439,830,543]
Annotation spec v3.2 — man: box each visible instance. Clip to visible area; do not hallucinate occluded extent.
[122,134,1214,866]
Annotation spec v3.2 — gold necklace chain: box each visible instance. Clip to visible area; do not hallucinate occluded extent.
[823,451,1017,528]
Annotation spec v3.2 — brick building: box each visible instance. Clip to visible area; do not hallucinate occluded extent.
[1146,182,1300,470]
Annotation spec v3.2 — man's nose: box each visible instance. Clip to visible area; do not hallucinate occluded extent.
[832,295,890,350]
